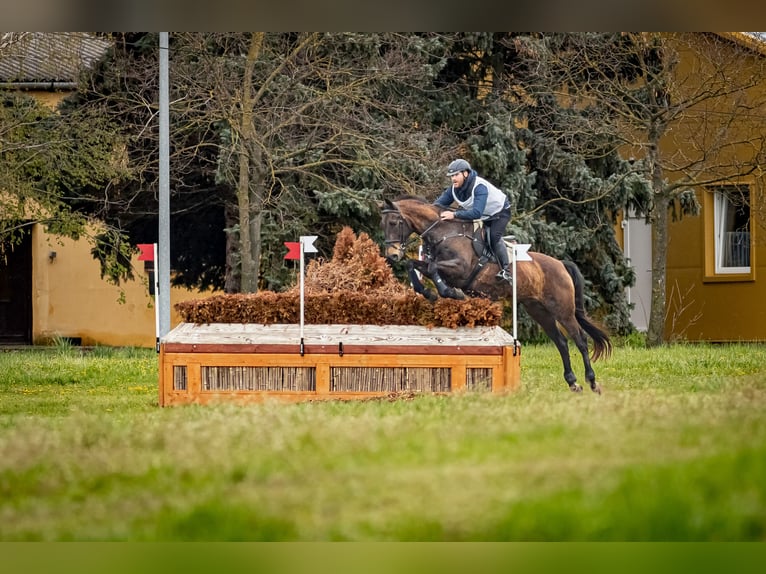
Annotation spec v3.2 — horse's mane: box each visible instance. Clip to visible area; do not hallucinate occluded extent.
[391,195,442,219]
[392,194,430,204]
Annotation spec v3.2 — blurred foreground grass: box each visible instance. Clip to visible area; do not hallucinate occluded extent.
[0,342,764,540]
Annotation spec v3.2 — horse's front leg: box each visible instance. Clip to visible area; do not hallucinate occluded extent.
[426,260,466,300]
[409,259,465,300]
[407,260,438,302]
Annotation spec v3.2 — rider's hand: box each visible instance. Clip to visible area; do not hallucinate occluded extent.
[440,211,454,220]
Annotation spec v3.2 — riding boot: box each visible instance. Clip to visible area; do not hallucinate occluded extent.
[493,239,513,283]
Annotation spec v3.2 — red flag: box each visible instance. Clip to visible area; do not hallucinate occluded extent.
[137,244,155,261]
[284,241,301,260]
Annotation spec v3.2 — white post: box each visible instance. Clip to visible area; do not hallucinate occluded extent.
[512,243,518,342]
[153,243,160,352]
[299,238,305,347]
[509,242,532,344]
[299,236,317,354]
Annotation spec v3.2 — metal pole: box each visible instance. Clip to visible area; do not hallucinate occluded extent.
[158,32,171,343]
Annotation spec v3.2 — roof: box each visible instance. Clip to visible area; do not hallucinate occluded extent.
[714,32,766,58]
[0,32,111,87]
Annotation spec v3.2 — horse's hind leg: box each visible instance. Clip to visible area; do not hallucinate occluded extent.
[524,303,582,393]
[561,318,601,395]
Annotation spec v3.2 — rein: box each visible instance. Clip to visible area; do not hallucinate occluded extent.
[382,207,443,256]
[383,206,479,274]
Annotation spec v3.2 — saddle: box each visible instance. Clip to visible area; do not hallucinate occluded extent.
[470,221,515,262]
[471,221,492,259]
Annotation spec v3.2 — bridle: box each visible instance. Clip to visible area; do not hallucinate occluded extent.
[382,204,479,261]
[382,206,443,259]
[382,201,489,295]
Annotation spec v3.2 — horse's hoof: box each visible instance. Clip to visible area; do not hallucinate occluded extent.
[569,384,583,393]
[453,288,466,300]
[591,384,602,395]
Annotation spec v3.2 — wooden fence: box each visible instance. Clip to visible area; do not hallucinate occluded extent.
[159,323,521,406]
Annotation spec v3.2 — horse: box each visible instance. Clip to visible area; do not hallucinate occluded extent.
[380,196,611,394]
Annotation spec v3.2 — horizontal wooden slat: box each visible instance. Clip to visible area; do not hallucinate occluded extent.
[162,342,504,355]
[158,323,522,406]
[162,352,504,368]
[162,323,517,347]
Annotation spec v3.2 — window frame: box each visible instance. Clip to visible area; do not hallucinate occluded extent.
[703,183,755,282]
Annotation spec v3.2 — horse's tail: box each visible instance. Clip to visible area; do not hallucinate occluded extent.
[563,260,613,362]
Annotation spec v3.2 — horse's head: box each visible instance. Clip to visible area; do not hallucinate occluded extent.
[380,197,447,260]
[380,198,414,261]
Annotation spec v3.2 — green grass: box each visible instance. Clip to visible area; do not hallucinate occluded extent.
[0,342,765,541]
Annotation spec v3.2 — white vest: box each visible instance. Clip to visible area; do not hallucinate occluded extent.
[451,176,507,220]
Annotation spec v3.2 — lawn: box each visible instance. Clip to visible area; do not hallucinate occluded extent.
[0,341,764,541]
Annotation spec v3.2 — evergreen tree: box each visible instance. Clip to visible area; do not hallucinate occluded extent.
[516,33,766,345]
[421,33,638,338]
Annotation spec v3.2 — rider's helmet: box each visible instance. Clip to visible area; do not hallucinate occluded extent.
[446,158,471,176]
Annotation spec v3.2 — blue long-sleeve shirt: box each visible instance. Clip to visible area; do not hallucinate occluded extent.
[433,179,489,220]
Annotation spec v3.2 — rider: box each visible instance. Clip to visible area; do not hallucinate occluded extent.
[433,158,513,281]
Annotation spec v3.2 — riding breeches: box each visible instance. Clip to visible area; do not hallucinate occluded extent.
[486,208,511,269]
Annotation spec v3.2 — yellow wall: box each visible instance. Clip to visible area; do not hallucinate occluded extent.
[3,88,217,348]
[663,185,766,342]
[660,34,766,341]
[32,91,66,110]
[32,224,217,347]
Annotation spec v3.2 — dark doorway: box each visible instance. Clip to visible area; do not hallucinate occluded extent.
[0,229,33,344]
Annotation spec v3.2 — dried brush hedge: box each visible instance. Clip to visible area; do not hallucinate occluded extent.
[175,227,502,328]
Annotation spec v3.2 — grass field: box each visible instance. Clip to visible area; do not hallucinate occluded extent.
[0,341,765,541]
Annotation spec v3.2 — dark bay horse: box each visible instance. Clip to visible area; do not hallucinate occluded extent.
[380,196,611,394]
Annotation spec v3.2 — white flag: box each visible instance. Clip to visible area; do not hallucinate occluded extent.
[300,235,318,253]
[514,244,533,261]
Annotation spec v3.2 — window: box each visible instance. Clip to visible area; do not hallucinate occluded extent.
[704,184,753,279]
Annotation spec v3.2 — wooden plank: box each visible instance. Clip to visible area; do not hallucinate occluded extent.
[158,345,167,406]
[162,342,505,355]
[187,361,201,396]
[161,390,438,406]
[499,345,521,392]
[316,359,331,394]
[162,323,517,348]
[161,352,502,369]
[451,365,466,392]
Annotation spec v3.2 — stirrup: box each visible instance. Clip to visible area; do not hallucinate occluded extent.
[496,268,512,282]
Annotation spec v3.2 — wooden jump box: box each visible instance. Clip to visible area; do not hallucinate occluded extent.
[159,323,521,406]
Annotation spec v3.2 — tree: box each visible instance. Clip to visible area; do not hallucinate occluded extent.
[58,32,640,343]
[0,33,133,278]
[65,32,458,293]
[525,32,766,345]
[0,89,132,278]
[424,33,638,337]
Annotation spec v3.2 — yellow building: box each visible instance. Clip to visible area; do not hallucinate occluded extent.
[1,33,213,347]
[618,33,766,341]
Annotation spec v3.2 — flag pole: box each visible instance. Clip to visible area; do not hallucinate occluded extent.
[284,236,317,356]
[299,237,305,356]
[158,32,170,343]
[153,242,160,352]
[512,243,518,342]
